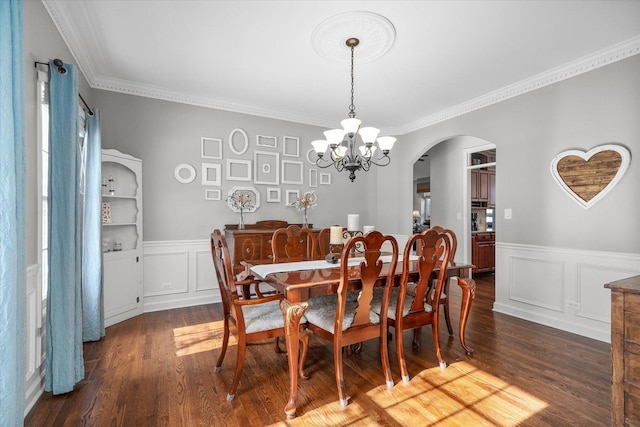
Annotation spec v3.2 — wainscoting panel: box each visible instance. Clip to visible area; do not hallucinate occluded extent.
[495,242,640,343]
[24,264,45,416]
[143,240,220,313]
[509,256,564,312]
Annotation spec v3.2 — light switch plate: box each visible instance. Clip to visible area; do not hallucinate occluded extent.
[456,212,462,220]
[504,208,512,219]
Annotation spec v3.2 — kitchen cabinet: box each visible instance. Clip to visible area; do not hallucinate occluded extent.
[471,168,496,207]
[101,149,143,327]
[472,232,495,273]
[605,275,640,426]
[224,221,318,276]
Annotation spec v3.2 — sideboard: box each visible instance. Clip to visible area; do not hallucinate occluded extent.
[224,220,318,276]
[605,274,640,426]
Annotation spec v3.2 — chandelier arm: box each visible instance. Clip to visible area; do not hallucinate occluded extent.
[366,154,391,167]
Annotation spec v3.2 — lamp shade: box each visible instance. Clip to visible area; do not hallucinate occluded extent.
[341,118,361,134]
[377,136,396,151]
[358,127,380,143]
[324,129,346,145]
[334,145,348,158]
[359,145,377,158]
[311,140,329,154]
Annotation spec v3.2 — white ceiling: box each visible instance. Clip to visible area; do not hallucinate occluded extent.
[43,1,640,135]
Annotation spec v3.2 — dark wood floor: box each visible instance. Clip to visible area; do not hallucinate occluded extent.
[25,275,611,426]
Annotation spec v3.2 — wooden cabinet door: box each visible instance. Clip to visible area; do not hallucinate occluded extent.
[478,170,489,201]
[471,170,478,200]
[489,170,496,207]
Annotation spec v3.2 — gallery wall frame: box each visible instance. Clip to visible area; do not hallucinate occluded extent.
[282,160,304,185]
[306,148,318,165]
[285,189,300,206]
[201,137,222,159]
[227,186,260,212]
[283,136,300,157]
[254,151,280,185]
[320,172,332,185]
[205,189,221,201]
[266,187,281,203]
[309,168,318,188]
[256,134,278,148]
[226,159,252,181]
[174,163,196,184]
[201,163,221,186]
[229,128,249,155]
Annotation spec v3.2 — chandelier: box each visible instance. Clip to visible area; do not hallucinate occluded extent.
[311,37,396,182]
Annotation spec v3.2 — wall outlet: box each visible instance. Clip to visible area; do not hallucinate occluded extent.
[161,282,172,290]
[504,208,512,219]
[566,301,581,309]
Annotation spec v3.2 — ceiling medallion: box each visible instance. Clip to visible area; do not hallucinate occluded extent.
[311,11,396,64]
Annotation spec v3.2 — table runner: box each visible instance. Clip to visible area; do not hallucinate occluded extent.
[250,254,418,279]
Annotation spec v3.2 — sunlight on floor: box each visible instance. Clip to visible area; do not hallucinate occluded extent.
[366,361,548,426]
[173,320,235,357]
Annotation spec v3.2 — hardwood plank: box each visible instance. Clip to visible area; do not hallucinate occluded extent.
[24,275,611,426]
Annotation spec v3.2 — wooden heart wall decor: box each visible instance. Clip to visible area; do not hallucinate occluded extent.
[550,144,631,209]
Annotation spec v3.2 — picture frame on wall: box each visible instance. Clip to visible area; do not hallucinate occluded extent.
[306,148,318,165]
[283,136,299,157]
[174,163,196,184]
[226,159,252,181]
[201,163,221,186]
[254,151,280,185]
[229,128,249,155]
[227,186,260,212]
[266,187,281,203]
[320,172,331,185]
[309,168,318,188]
[201,137,222,159]
[204,188,221,201]
[285,189,300,206]
[282,160,303,185]
[256,135,277,148]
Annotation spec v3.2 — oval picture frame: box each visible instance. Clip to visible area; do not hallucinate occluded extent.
[229,128,249,155]
[173,163,196,184]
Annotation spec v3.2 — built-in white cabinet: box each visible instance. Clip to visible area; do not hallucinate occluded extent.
[102,149,143,327]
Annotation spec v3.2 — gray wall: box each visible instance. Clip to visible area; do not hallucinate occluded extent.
[380,53,640,255]
[93,90,380,241]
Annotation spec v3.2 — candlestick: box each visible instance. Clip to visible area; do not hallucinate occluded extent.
[330,226,343,245]
[347,214,360,231]
[363,225,375,234]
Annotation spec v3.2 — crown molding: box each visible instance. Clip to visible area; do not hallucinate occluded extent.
[392,35,640,136]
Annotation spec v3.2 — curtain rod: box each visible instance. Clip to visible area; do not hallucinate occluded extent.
[35,60,95,116]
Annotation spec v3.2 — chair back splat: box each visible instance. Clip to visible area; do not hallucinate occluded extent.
[271,224,317,263]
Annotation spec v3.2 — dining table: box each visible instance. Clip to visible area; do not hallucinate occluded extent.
[245,255,476,419]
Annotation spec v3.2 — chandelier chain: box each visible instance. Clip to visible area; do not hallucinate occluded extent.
[349,44,356,119]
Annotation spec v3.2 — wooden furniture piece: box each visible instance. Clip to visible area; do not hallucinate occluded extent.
[605,274,640,426]
[271,225,317,263]
[302,231,399,406]
[375,230,452,382]
[247,254,475,418]
[101,149,143,327]
[224,220,317,276]
[471,167,496,207]
[210,230,308,401]
[472,232,495,273]
[430,226,458,336]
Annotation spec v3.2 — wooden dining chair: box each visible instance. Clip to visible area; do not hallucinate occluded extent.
[301,231,399,406]
[373,229,452,382]
[428,226,457,336]
[271,225,317,263]
[211,229,308,401]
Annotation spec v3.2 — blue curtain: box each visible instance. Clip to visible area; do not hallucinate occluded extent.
[82,111,104,341]
[45,60,85,394]
[0,0,25,423]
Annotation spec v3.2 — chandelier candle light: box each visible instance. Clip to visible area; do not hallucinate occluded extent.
[311,37,396,182]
